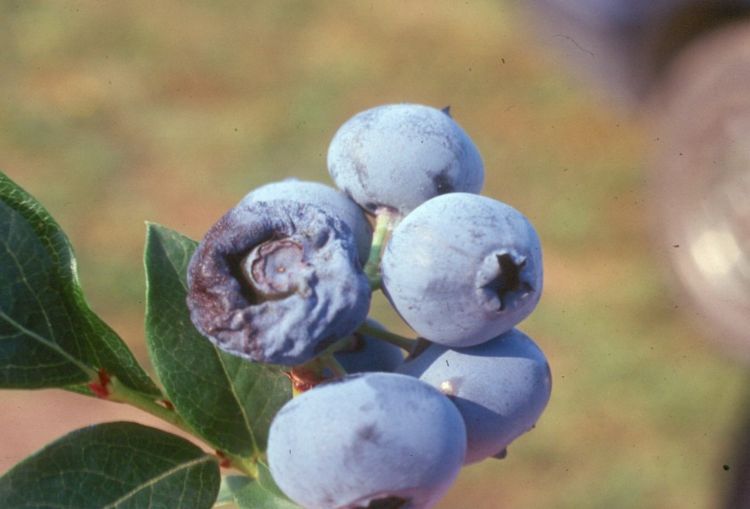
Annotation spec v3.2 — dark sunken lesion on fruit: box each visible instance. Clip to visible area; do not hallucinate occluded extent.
[187,206,293,361]
[224,250,260,304]
[188,216,258,323]
[243,238,305,300]
[356,496,411,509]
[483,253,533,311]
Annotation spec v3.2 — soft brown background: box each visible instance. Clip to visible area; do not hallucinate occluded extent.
[1,2,748,508]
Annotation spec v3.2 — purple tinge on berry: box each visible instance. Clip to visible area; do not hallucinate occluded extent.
[186,200,371,366]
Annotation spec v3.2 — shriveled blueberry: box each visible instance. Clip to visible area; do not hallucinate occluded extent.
[327,103,484,215]
[397,328,552,464]
[186,200,371,366]
[334,319,404,374]
[382,192,542,347]
[267,372,466,509]
[239,178,372,264]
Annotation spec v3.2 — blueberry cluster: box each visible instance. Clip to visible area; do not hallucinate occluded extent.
[187,103,552,509]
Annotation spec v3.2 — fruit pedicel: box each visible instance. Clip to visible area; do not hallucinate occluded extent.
[187,103,553,509]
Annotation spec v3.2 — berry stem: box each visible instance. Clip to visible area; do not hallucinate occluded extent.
[356,322,417,353]
[108,377,260,478]
[288,344,350,396]
[222,452,259,478]
[321,353,348,378]
[289,358,331,396]
[107,376,188,431]
[364,209,399,289]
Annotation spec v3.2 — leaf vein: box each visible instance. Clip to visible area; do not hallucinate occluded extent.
[101,455,214,509]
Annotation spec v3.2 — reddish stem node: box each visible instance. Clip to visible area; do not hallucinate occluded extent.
[215,450,232,468]
[160,399,175,411]
[286,364,331,394]
[87,368,111,399]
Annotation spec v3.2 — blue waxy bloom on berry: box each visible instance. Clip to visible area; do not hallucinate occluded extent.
[334,319,404,374]
[398,328,552,464]
[267,372,467,509]
[186,200,371,366]
[327,103,484,215]
[382,192,542,347]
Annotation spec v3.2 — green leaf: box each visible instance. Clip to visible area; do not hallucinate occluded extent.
[215,477,237,507]
[144,224,291,458]
[0,171,159,395]
[226,464,300,509]
[0,421,220,509]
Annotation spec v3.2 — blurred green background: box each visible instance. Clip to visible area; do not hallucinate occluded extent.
[1,1,748,508]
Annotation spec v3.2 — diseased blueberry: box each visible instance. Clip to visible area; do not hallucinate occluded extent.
[186,200,371,366]
[397,328,552,464]
[267,372,467,509]
[334,319,404,374]
[239,178,373,264]
[381,193,542,347]
[327,103,484,215]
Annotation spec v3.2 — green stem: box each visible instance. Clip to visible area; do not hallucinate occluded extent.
[108,377,259,478]
[364,209,400,289]
[319,335,357,356]
[289,340,353,396]
[224,452,259,478]
[357,322,417,352]
[108,377,188,431]
[321,353,347,378]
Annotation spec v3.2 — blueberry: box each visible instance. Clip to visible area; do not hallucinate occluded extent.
[327,103,484,215]
[334,319,404,374]
[267,372,467,509]
[186,200,371,366]
[381,193,542,347]
[239,178,373,264]
[397,328,552,464]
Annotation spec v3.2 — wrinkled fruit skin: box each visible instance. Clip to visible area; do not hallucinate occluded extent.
[397,328,552,464]
[327,103,484,215]
[186,200,371,366]
[334,319,405,374]
[382,192,542,347]
[239,178,373,264]
[267,372,467,509]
